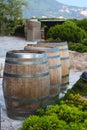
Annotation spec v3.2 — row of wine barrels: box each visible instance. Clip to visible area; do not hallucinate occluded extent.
[3,50,50,120]
[3,41,70,120]
[25,41,70,91]
[24,46,61,105]
[38,41,70,91]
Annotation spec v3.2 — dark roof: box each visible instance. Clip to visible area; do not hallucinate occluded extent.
[41,19,65,23]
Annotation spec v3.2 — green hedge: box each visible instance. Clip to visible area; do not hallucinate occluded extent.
[68,42,87,53]
[19,102,87,130]
[47,21,87,43]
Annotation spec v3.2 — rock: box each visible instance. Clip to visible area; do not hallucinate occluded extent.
[69,51,87,71]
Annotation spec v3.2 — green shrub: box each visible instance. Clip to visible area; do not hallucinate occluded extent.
[20,114,67,130]
[0,0,27,36]
[19,102,87,130]
[68,42,87,53]
[64,93,87,110]
[47,21,87,43]
[76,19,87,32]
[46,103,87,123]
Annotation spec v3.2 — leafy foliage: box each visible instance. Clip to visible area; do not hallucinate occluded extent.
[68,42,87,53]
[0,0,27,35]
[75,19,87,32]
[64,92,87,110]
[47,21,87,43]
[19,100,87,130]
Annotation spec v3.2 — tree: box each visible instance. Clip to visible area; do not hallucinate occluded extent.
[0,0,27,35]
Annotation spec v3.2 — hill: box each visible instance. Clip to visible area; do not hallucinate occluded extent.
[23,0,87,19]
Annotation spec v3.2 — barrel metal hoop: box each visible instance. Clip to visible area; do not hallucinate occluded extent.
[44,48,58,52]
[6,52,47,59]
[5,60,48,65]
[24,47,59,52]
[48,55,60,59]
[49,93,59,98]
[4,95,49,103]
[7,114,30,120]
[49,64,61,69]
[53,42,67,46]
[61,57,69,60]
[59,48,68,51]
[50,83,61,89]
[62,74,69,78]
[7,107,36,114]
[61,82,69,86]
[4,72,49,78]
[48,101,57,105]
[60,88,67,92]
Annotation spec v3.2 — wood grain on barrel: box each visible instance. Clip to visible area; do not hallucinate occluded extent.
[3,50,50,120]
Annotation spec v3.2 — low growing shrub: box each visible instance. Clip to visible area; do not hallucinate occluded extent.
[68,42,87,53]
[19,102,87,130]
[47,21,87,43]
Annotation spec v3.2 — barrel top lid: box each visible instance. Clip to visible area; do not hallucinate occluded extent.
[81,71,87,82]
[6,50,47,59]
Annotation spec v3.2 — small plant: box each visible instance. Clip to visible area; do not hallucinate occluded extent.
[65,93,87,110]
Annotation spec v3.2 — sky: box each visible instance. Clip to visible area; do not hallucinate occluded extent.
[56,0,87,7]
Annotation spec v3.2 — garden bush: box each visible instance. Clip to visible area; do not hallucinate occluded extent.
[75,19,87,32]
[68,42,87,53]
[47,21,87,43]
[0,0,26,35]
[19,100,87,130]
[64,92,87,110]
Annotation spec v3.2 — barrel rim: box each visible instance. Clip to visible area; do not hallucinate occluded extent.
[24,46,59,52]
[6,50,47,58]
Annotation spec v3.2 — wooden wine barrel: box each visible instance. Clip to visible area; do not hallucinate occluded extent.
[24,45,62,104]
[3,50,50,120]
[37,41,70,92]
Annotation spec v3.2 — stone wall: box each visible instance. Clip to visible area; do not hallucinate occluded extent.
[69,51,87,71]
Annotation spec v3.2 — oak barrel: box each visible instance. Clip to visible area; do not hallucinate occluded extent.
[37,41,70,92]
[3,50,50,120]
[24,45,61,104]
